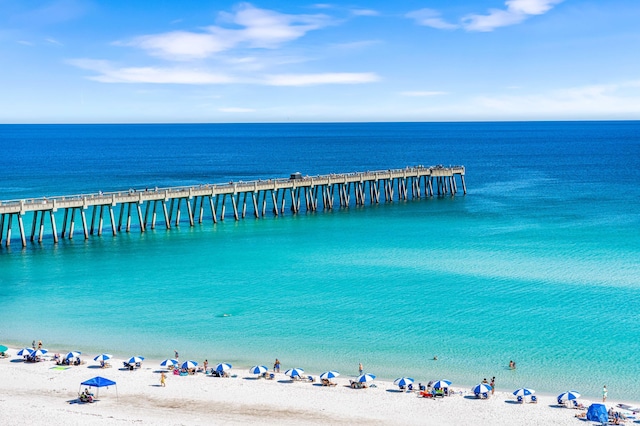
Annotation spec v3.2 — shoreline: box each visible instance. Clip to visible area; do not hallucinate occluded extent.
[1,346,637,425]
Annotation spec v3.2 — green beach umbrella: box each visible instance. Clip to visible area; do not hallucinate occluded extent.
[0,345,8,352]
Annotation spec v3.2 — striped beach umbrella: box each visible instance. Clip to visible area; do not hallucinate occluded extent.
[32,349,48,357]
[357,373,376,383]
[93,353,113,362]
[432,380,452,389]
[513,388,535,397]
[181,360,198,370]
[285,368,304,378]
[17,348,33,356]
[394,377,414,387]
[320,371,340,380]
[127,356,144,364]
[557,391,581,401]
[250,365,268,375]
[215,362,232,372]
[472,383,492,394]
[160,359,178,367]
[66,351,81,359]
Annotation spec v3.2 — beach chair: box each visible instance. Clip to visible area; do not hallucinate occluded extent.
[434,389,445,398]
[419,383,426,392]
[307,375,315,382]
[530,395,538,404]
[420,391,433,398]
[408,384,413,392]
[482,393,489,399]
[517,396,524,403]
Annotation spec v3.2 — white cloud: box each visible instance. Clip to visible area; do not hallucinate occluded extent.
[18,40,33,46]
[68,59,233,84]
[406,8,458,30]
[462,0,563,32]
[219,107,255,112]
[351,9,379,17]
[124,3,333,61]
[45,37,63,46]
[330,40,381,50]
[264,72,379,86]
[400,91,448,97]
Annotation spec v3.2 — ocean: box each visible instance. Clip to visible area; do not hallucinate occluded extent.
[0,121,639,400]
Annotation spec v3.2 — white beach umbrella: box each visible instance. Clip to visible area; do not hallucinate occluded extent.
[32,349,48,357]
[127,356,144,364]
[215,363,232,372]
[160,359,179,367]
[357,373,376,383]
[513,388,535,397]
[65,351,81,360]
[250,365,268,375]
[394,377,414,387]
[17,348,33,356]
[285,368,304,378]
[93,353,113,362]
[432,380,451,389]
[557,391,581,401]
[181,360,198,370]
[472,383,492,394]
[320,371,340,380]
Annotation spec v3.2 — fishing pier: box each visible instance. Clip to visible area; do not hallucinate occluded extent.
[0,165,465,248]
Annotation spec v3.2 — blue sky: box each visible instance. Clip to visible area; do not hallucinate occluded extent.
[2,0,639,123]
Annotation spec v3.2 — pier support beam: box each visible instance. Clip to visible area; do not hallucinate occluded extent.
[49,210,58,243]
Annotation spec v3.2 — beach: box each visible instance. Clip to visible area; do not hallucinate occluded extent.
[1,347,635,425]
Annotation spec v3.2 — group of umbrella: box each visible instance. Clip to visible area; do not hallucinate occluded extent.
[12,347,584,404]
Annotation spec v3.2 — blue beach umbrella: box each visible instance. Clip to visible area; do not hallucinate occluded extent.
[181,360,198,370]
[17,348,33,356]
[250,365,268,375]
[558,391,581,401]
[472,383,492,394]
[127,356,144,364]
[32,349,48,357]
[394,377,414,387]
[94,354,113,362]
[432,380,452,389]
[513,388,535,397]
[215,362,232,372]
[160,359,179,367]
[285,368,304,378]
[320,371,340,380]
[357,373,376,383]
[66,351,81,360]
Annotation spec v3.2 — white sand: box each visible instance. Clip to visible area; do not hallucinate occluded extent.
[0,348,635,425]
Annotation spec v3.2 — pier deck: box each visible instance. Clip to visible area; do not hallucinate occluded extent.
[0,165,465,248]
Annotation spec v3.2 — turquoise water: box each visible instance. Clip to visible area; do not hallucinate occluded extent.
[1,122,639,400]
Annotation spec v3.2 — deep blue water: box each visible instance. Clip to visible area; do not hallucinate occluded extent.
[0,121,639,400]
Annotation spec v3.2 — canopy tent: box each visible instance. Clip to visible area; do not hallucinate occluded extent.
[586,404,608,423]
[79,376,118,400]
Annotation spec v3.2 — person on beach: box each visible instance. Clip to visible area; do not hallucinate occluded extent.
[38,340,42,349]
[160,372,166,387]
[359,362,363,375]
[490,377,495,395]
[603,385,608,402]
[32,340,36,349]
[174,350,179,360]
[203,360,208,373]
[274,359,280,373]
[509,360,516,369]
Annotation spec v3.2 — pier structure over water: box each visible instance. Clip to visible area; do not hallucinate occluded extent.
[0,165,465,248]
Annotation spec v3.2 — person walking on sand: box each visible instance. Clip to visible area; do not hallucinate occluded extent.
[603,385,608,402]
[490,377,495,395]
[160,372,166,387]
[359,362,363,375]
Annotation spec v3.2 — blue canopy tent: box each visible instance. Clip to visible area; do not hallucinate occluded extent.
[586,404,608,423]
[79,376,118,400]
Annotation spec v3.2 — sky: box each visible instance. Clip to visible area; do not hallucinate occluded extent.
[1,0,640,123]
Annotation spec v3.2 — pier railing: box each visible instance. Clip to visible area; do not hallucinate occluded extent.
[0,165,465,248]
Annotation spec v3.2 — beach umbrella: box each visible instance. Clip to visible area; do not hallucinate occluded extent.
[472,383,492,394]
[32,349,48,357]
[93,354,113,362]
[181,360,198,370]
[17,348,33,356]
[320,371,340,380]
[558,391,581,401]
[66,351,81,359]
[513,388,535,397]
[394,377,414,387]
[357,373,376,383]
[432,380,452,389]
[250,365,268,375]
[127,356,144,364]
[0,345,8,352]
[285,368,304,378]
[215,362,232,372]
[160,359,179,367]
